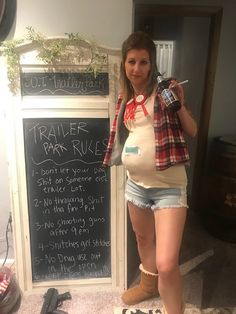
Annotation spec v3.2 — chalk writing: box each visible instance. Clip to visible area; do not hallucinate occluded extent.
[20,72,109,96]
[23,118,111,281]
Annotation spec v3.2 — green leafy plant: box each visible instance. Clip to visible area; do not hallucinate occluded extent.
[2,39,24,94]
[1,27,106,94]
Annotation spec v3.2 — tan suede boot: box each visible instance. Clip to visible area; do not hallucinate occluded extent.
[122,264,158,305]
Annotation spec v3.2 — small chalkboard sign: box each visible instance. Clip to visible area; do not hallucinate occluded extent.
[20,72,109,96]
[23,118,111,282]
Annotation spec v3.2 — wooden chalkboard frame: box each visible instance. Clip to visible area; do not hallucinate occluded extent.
[5,40,127,292]
[15,110,126,291]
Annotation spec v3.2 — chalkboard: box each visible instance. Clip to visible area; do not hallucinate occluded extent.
[23,118,111,282]
[20,72,109,96]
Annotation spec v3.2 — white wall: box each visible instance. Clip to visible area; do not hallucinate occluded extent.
[0,107,12,260]
[14,0,133,48]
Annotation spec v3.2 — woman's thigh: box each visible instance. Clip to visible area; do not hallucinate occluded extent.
[154,207,187,271]
[128,201,155,240]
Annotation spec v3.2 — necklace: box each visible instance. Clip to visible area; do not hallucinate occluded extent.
[134,90,145,97]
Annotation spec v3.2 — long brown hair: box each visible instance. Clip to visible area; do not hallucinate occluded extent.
[119,31,158,102]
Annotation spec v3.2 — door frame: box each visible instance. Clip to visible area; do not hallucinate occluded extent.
[133,3,223,212]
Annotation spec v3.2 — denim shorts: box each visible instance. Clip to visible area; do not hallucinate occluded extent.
[125,179,188,211]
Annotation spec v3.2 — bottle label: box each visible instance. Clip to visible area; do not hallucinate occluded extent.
[161,89,179,106]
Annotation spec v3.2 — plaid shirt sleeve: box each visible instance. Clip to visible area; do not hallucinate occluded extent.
[102,95,123,167]
[154,94,190,170]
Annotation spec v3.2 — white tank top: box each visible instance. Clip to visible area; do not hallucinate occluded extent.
[121,94,187,188]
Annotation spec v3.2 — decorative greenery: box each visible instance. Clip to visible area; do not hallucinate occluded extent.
[1,27,107,94]
[1,39,24,94]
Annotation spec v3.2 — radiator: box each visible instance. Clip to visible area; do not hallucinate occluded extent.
[154,41,174,78]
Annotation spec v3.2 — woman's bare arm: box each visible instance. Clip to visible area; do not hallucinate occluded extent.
[177,105,197,137]
[169,80,197,137]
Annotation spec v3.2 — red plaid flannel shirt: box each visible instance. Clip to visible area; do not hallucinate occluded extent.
[0,268,11,296]
[102,94,189,170]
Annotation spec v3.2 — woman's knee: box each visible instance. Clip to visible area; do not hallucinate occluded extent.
[156,257,179,277]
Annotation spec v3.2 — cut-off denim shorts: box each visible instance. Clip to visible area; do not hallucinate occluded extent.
[125,178,188,211]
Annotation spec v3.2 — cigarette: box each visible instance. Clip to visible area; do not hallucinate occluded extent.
[177,80,189,85]
[170,79,188,89]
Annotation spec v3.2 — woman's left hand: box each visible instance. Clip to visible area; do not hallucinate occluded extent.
[169,79,185,106]
[168,79,197,137]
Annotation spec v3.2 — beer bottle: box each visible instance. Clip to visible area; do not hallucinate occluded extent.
[157,72,181,112]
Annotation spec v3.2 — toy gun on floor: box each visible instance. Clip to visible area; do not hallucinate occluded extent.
[40,288,72,314]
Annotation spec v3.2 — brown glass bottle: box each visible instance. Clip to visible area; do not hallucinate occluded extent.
[157,73,181,112]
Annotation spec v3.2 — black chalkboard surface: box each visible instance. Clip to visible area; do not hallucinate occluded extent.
[23,118,111,282]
